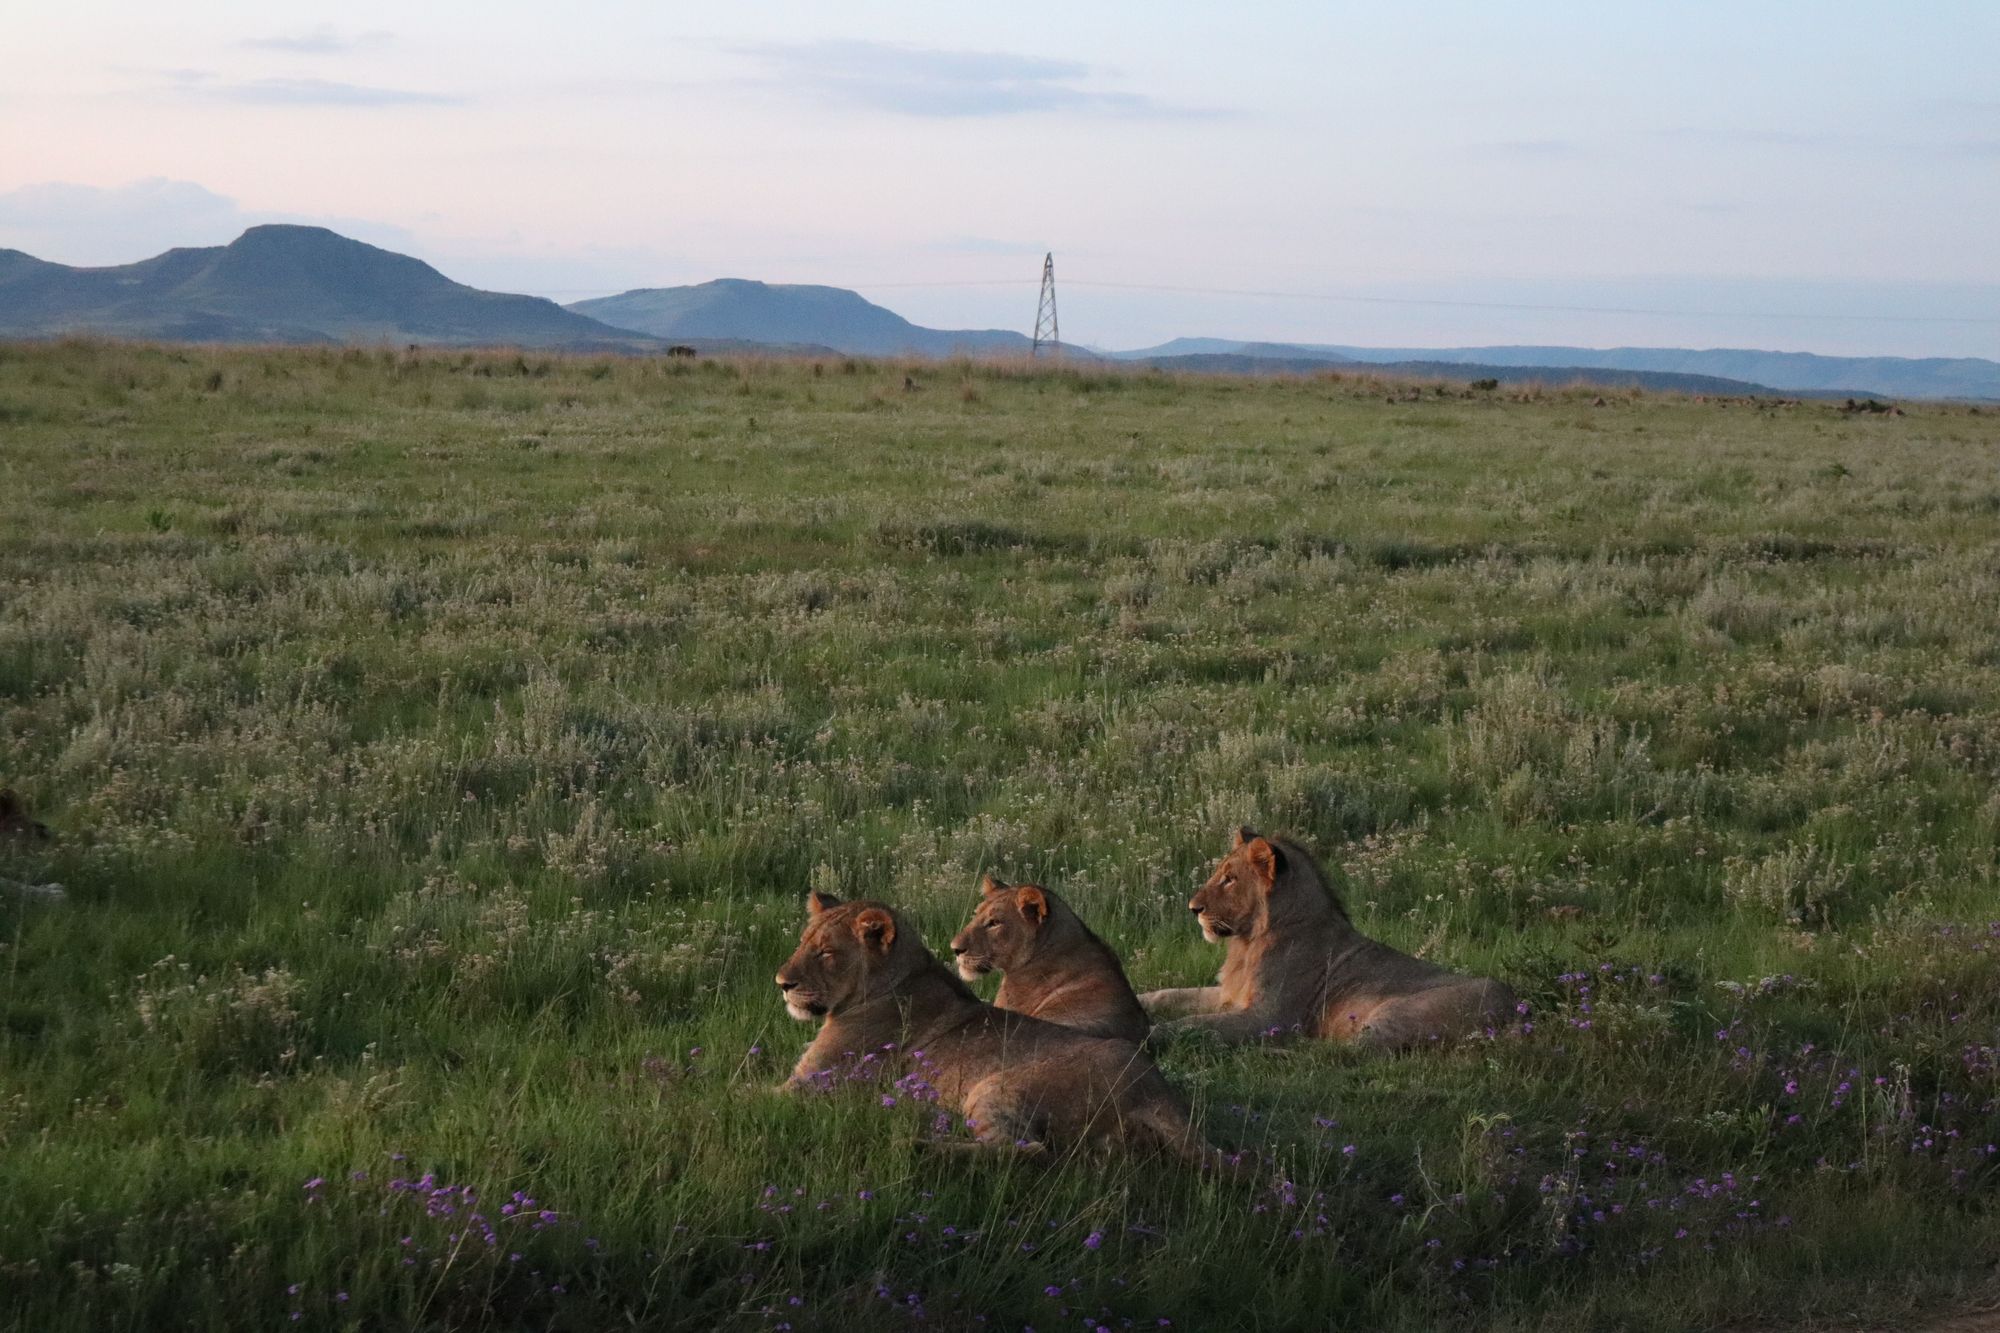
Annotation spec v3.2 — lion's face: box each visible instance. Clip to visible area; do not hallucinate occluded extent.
[949,876,1050,981]
[775,892,902,1022]
[1189,827,1284,943]
[0,790,50,844]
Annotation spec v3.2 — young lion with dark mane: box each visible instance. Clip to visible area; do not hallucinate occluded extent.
[0,789,52,843]
[948,874,1150,1043]
[0,789,65,905]
[1139,828,1515,1048]
[776,891,1217,1164]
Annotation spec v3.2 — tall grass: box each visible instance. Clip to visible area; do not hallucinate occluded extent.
[0,341,1996,1329]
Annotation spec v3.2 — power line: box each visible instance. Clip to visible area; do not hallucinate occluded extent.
[1054,279,2000,327]
[532,276,2000,328]
[861,277,2000,327]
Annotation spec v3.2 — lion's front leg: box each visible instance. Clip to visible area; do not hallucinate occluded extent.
[1136,985,1225,1020]
[1162,1006,1295,1044]
[779,1029,851,1092]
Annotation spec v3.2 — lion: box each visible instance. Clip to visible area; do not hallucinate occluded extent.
[0,790,51,844]
[776,890,1218,1164]
[1138,828,1515,1048]
[947,875,1150,1043]
[0,789,64,904]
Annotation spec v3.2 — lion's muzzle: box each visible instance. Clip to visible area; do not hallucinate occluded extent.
[949,937,991,982]
[777,974,826,1021]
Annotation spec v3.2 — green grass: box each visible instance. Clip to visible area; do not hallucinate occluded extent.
[1,339,1997,1330]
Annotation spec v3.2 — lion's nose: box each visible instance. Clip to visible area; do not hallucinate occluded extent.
[949,943,966,956]
[1187,902,1203,914]
[776,975,797,991]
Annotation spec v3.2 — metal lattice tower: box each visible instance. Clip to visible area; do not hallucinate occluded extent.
[1031,252,1060,357]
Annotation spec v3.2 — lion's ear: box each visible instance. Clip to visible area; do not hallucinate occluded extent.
[979,872,1009,898]
[808,889,842,917]
[1231,825,1259,851]
[1016,885,1048,926]
[1245,837,1285,888]
[853,907,897,953]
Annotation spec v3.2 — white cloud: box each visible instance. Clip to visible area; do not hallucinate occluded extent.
[150,68,462,107]
[732,40,1222,119]
[242,26,394,56]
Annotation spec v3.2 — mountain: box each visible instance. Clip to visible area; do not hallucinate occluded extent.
[1137,353,1791,396]
[1113,338,1997,400]
[0,226,656,349]
[569,279,1034,358]
[4,224,1983,392]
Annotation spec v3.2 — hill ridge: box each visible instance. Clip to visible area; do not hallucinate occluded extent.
[0,225,658,349]
[1112,337,2000,400]
[4,226,1992,396]
[567,278,1032,357]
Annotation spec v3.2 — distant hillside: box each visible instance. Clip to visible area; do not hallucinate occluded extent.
[6,225,1981,391]
[0,226,656,349]
[1139,353,1795,396]
[569,280,1033,358]
[1331,345,2000,401]
[1114,338,1995,400]
[1124,337,1356,363]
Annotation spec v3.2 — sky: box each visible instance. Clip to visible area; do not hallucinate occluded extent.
[5,1,1999,357]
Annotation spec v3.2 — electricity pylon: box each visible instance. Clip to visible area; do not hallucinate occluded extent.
[1031,252,1060,357]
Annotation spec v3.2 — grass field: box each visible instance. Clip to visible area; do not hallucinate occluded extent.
[2,340,1997,1331]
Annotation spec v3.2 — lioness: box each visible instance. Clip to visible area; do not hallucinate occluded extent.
[776,891,1216,1163]
[948,875,1150,1043]
[1139,828,1515,1048]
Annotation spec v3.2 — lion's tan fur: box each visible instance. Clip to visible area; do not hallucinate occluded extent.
[1138,828,1516,1048]
[776,892,1216,1163]
[948,877,1150,1043]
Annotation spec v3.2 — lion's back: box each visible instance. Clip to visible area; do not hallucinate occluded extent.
[1310,940,1518,1044]
[998,933,1151,1043]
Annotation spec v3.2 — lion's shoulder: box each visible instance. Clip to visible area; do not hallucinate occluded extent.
[999,921,1150,1043]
